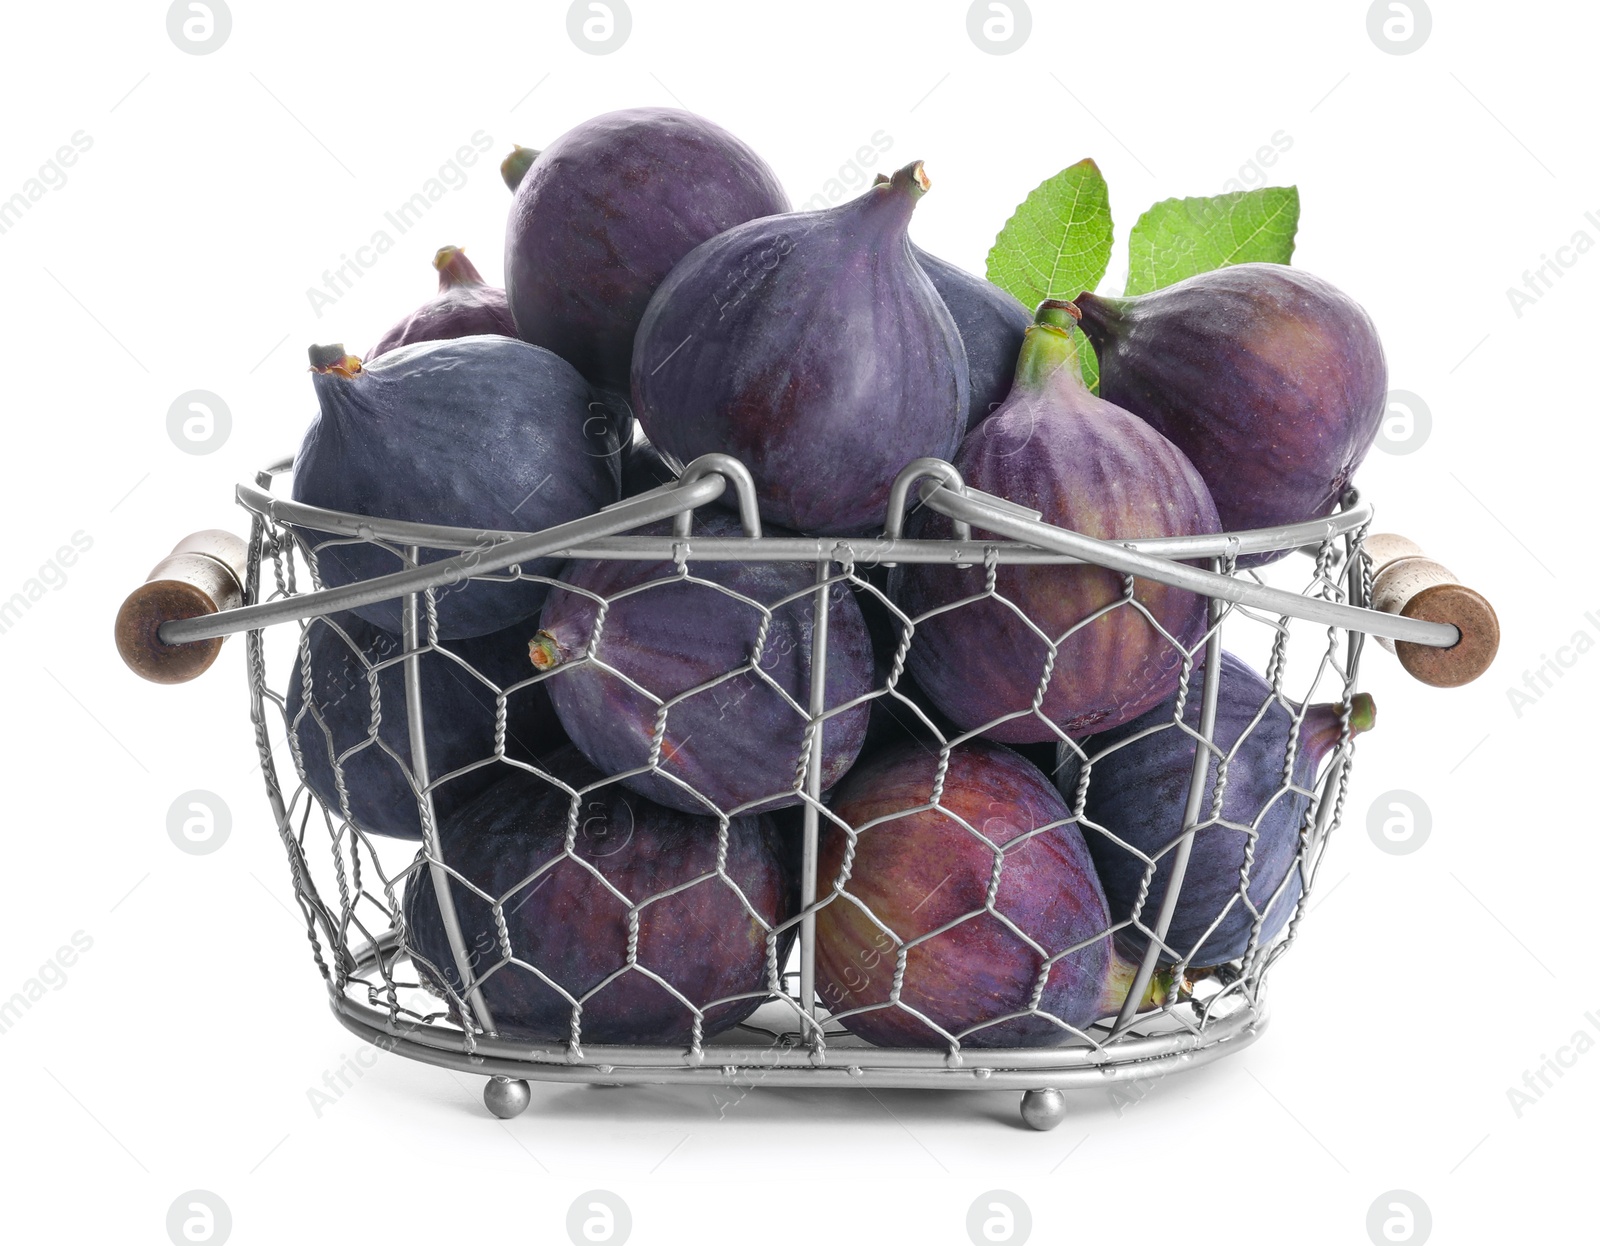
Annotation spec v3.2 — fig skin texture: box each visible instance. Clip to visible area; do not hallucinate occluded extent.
[366,246,518,361]
[505,107,790,392]
[286,611,566,841]
[1075,263,1387,557]
[916,247,1031,431]
[895,302,1220,744]
[634,161,968,536]
[530,510,874,816]
[291,336,619,640]
[404,753,797,1046]
[816,739,1112,1048]
[1068,652,1376,968]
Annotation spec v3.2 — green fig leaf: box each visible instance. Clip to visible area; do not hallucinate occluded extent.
[1075,331,1100,394]
[986,158,1112,392]
[986,158,1114,312]
[1124,186,1299,296]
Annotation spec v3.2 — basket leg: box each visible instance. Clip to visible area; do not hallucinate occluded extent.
[1019,1088,1067,1131]
[484,1076,531,1119]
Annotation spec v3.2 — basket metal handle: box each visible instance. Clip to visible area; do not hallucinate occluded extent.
[915,480,1498,685]
[112,454,1500,689]
[110,463,737,683]
[1365,533,1500,687]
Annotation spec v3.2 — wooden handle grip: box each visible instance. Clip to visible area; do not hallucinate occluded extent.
[115,530,249,684]
[1367,533,1499,688]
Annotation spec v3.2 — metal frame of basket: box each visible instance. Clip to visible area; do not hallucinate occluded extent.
[117,453,1490,1130]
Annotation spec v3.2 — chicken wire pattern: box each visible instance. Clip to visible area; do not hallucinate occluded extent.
[240,498,1370,1081]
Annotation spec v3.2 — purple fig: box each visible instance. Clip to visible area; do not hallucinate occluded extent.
[816,739,1112,1047]
[1074,264,1387,558]
[505,108,790,392]
[291,337,618,640]
[528,510,874,815]
[404,752,797,1045]
[633,161,969,535]
[916,247,1031,431]
[286,611,565,840]
[365,246,518,361]
[1069,651,1376,967]
[895,301,1220,743]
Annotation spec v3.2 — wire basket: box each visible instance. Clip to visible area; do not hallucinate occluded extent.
[116,454,1497,1129]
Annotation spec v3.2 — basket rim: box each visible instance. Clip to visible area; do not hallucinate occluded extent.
[240,455,1373,565]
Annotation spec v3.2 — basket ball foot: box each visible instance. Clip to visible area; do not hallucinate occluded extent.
[1020,1088,1067,1131]
[484,1076,532,1119]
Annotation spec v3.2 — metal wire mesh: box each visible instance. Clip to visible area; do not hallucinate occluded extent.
[240,481,1369,1089]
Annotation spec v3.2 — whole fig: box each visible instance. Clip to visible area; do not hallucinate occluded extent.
[291,337,618,639]
[366,246,517,361]
[404,752,796,1045]
[529,511,874,815]
[1074,263,1386,554]
[1068,652,1375,967]
[633,161,968,535]
[895,302,1219,743]
[286,611,564,840]
[505,108,789,392]
[816,739,1112,1047]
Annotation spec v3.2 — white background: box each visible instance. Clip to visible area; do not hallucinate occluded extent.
[0,1,1591,1242]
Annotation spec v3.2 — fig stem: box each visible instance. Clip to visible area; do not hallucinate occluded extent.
[856,160,928,229]
[501,144,540,193]
[433,245,486,291]
[528,631,565,672]
[1011,306,1084,393]
[1301,693,1377,768]
[1034,299,1081,331]
[890,159,931,198]
[308,343,362,378]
